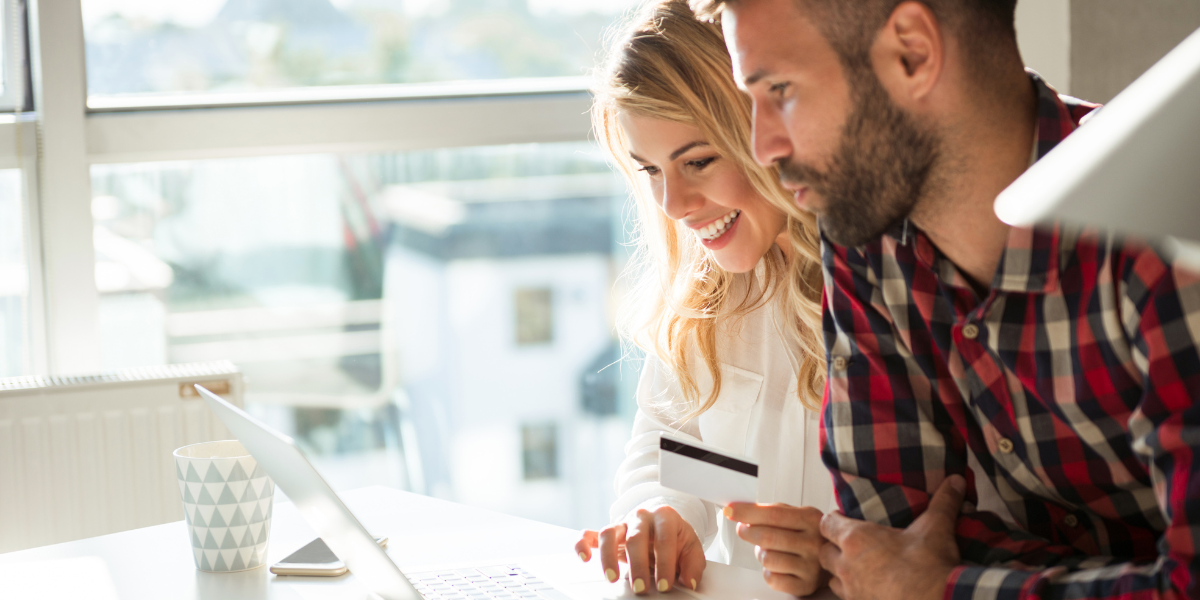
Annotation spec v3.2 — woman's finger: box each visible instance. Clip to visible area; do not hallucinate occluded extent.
[624,510,655,594]
[756,548,821,594]
[575,530,599,562]
[725,503,823,531]
[763,570,822,597]
[675,536,706,592]
[598,524,627,583]
[737,523,823,557]
[651,510,679,592]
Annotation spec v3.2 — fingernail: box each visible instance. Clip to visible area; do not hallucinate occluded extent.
[691,578,698,591]
[634,578,646,594]
[722,506,733,519]
[951,475,966,494]
[658,579,669,592]
[579,551,588,562]
[606,569,617,582]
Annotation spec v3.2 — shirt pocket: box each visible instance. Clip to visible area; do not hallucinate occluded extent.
[697,363,764,455]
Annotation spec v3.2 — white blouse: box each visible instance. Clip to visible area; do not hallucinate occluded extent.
[609,289,837,568]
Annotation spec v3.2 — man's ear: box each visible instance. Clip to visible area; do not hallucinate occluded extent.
[871,1,943,105]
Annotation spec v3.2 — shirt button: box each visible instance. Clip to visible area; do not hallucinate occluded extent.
[833,356,848,371]
[1063,514,1079,528]
[997,438,1014,454]
[962,324,980,340]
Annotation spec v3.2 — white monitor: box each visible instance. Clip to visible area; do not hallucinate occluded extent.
[995,27,1200,250]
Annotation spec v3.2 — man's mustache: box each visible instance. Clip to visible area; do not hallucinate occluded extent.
[775,157,825,189]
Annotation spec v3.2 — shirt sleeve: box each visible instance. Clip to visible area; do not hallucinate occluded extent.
[820,240,1102,592]
[609,354,719,549]
[942,245,1200,600]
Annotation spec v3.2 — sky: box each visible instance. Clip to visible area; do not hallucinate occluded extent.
[80,0,643,29]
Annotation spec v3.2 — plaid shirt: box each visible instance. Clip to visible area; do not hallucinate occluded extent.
[821,72,1200,600]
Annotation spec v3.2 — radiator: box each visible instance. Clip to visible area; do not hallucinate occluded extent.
[0,361,244,553]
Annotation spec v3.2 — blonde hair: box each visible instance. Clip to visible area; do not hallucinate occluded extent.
[595,0,826,418]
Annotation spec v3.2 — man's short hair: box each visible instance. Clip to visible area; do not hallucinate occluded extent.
[692,0,1019,83]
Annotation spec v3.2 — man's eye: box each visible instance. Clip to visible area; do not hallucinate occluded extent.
[769,82,790,96]
[638,165,660,176]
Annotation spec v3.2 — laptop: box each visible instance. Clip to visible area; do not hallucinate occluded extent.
[196,385,812,600]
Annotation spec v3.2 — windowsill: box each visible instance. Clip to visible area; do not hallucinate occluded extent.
[86,76,593,113]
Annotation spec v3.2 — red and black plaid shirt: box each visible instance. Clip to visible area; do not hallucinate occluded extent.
[820,72,1200,600]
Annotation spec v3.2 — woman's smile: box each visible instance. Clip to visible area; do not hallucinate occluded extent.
[618,112,788,274]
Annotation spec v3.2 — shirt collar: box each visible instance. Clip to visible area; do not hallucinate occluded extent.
[880,71,1096,294]
[991,70,1094,294]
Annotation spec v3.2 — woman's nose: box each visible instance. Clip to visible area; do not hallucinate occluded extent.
[660,172,700,221]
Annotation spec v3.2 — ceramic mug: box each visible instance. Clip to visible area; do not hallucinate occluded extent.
[173,440,275,572]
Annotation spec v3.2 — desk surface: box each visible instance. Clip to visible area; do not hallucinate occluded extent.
[0,486,580,600]
[0,486,832,600]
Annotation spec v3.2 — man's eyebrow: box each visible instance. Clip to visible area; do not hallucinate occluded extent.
[669,141,709,161]
[743,69,769,87]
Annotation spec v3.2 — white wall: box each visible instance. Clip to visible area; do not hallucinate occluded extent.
[1015,0,1072,93]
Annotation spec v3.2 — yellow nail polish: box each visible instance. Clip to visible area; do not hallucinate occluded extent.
[722,506,733,519]
[691,579,698,591]
[658,580,669,592]
[579,552,587,562]
[606,569,617,583]
[633,579,646,594]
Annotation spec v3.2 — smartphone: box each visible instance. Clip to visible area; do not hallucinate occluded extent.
[270,536,388,576]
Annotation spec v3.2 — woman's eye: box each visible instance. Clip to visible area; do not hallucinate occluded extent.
[769,82,790,97]
[687,157,717,170]
[638,165,660,176]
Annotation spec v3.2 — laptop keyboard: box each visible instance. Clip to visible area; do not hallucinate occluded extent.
[408,565,571,600]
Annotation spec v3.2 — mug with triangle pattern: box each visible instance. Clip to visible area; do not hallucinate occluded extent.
[173,440,276,572]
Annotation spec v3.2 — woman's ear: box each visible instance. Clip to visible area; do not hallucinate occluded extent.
[871,1,943,105]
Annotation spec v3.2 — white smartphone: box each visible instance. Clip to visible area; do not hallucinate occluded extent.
[270,536,389,576]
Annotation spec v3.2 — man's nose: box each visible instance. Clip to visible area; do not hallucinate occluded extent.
[752,102,792,167]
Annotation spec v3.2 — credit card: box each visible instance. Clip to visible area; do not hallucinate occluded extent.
[658,432,758,507]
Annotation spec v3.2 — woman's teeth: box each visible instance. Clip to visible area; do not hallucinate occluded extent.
[698,209,741,241]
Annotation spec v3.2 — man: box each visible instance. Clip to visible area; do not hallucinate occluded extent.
[691,1,1200,599]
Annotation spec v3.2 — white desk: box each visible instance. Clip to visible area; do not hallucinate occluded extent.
[0,486,823,600]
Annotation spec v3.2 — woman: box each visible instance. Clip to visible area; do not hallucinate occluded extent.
[575,0,834,595]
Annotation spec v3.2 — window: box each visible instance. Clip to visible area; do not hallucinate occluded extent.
[0,169,25,376]
[521,422,558,480]
[81,0,641,98]
[91,142,635,527]
[514,287,553,345]
[10,0,647,533]
[0,0,26,111]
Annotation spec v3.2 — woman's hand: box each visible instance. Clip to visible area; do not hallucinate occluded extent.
[724,503,828,597]
[575,505,705,595]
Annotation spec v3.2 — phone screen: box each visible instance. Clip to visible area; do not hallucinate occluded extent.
[276,536,387,566]
[278,538,341,565]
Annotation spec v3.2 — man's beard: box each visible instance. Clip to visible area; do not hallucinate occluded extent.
[778,70,940,248]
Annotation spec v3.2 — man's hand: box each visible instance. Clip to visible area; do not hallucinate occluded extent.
[819,475,966,600]
[575,505,705,594]
[723,503,827,596]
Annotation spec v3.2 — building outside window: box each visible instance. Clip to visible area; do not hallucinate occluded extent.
[89,141,637,528]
